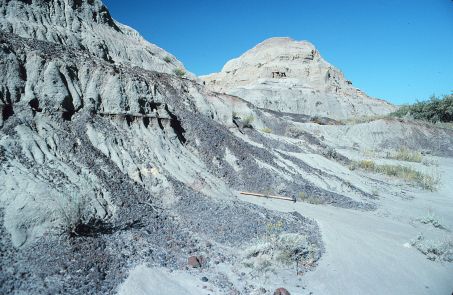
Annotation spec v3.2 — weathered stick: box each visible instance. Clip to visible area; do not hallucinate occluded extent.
[240,191,296,202]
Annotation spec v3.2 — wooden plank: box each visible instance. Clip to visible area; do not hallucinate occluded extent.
[239,191,296,202]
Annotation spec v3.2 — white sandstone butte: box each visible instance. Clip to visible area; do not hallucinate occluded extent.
[201,37,396,120]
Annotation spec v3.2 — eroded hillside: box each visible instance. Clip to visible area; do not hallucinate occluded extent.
[1,1,453,294]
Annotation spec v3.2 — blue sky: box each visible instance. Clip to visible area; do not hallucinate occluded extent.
[103,0,453,104]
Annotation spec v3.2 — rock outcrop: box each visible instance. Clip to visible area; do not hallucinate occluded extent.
[201,37,396,120]
[0,1,337,294]
[0,0,192,77]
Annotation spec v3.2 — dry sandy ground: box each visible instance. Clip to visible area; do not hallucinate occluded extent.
[118,265,221,295]
[118,156,453,295]
[237,156,453,295]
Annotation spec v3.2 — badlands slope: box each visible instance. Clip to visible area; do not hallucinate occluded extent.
[0,1,452,295]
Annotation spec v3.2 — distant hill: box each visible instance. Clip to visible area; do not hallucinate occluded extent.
[201,37,396,120]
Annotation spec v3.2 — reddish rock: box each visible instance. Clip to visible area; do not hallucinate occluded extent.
[187,255,204,268]
[274,288,291,295]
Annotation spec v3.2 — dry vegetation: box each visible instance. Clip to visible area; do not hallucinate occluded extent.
[242,221,318,276]
[411,234,453,262]
[387,147,423,163]
[243,115,255,128]
[419,211,447,230]
[339,115,389,125]
[51,190,111,237]
[52,191,92,236]
[298,192,325,205]
[350,160,439,191]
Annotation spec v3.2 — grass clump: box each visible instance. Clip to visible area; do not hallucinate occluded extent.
[173,68,186,77]
[163,56,172,63]
[54,191,92,237]
[242,221,319,276]
[350,160,439,191]
[232,113,254,128]
[243,115,254,128]
[298,192,325,205]
[53,190,111,237]
[261,127,272,133]
[388,147,423,163]
[340,115,389,125]
[362,148,377,158]
[391,94,453,123]
[350,159,375,170]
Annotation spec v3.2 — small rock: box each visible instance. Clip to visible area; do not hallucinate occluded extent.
[274,288,291,295]
[201,276,208,282]
[187,256,201,268]
[187,255,205,268]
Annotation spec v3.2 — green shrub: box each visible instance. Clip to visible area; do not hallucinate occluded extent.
[173,68,186,77]
[391,94,453,123]
[163,56,172,63]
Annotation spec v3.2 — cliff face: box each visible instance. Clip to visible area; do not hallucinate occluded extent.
[0,0,192,76]
[201,37,396,120]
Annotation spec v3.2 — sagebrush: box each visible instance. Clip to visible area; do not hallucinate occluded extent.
[242,221,318,276]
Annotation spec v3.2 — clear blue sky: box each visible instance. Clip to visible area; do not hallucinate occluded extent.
[103,0,453,104]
